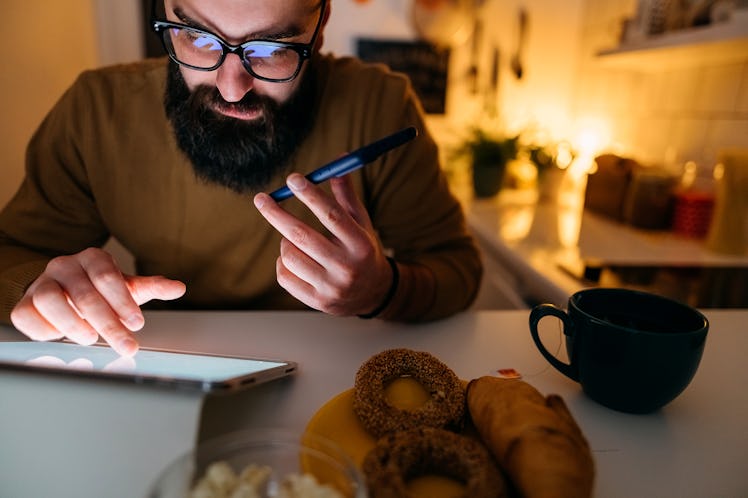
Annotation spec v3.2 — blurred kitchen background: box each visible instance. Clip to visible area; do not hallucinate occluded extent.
[2,0,747,308]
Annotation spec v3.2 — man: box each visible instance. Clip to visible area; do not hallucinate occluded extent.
[0,0,482,356]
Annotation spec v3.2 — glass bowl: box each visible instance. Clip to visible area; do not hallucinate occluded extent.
[148,429,367,498]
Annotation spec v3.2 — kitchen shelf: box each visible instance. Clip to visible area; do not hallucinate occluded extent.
[596,16,748,70]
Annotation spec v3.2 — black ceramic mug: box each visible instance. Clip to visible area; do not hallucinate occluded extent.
[529,288,709,414]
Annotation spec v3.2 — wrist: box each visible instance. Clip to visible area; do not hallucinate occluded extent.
[358,257,399,319]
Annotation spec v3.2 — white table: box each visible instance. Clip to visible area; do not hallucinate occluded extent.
[1,309,747,498]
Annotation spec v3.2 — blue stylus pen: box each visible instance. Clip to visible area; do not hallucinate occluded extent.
[269,126,418,201]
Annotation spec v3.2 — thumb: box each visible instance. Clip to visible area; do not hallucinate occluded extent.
[126,275,187,306]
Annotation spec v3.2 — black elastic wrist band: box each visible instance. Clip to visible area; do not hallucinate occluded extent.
[358,257,399,319]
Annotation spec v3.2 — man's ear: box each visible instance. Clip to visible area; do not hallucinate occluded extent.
[314,0,331,51]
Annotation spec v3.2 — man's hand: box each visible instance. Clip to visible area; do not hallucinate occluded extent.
[254,173,394,317]
[10,248,186,356]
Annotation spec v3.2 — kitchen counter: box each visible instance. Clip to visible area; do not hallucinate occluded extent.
[458,183,748,309]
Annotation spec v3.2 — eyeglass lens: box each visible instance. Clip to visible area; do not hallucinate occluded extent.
[163,26,301,80]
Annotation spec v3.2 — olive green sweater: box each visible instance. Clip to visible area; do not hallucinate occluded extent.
[0,55,481,322]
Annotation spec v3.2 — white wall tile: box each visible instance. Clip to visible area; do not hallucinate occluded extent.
[574,1,747,170]
[635,71,665,117]
[632,116,675,164]
[735,62,748,114]
[661,67,702,114]
[608,116,639,155]
[669,118,712,164]
[708,120,748,152]
[695,63,744,114]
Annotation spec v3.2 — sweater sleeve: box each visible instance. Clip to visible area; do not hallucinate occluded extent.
[317,59,483,322]
[371,133,484,323]
[379,108,482,322]
[0,245,49,324]
[0,72,110,324]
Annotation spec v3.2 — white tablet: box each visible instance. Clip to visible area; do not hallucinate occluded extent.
[0,341,296,393]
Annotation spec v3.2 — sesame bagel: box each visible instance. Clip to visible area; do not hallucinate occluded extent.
[352,348,465,438]
[362,427,507,498]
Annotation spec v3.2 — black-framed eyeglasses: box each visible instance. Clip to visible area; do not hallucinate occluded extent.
[150,0,326,83]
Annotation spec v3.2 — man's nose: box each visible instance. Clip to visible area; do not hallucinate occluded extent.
[215,53,254,102]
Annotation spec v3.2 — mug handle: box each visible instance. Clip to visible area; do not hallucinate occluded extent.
[529,304,578,381]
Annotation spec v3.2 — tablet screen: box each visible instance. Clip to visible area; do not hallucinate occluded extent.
[0,341,296,392]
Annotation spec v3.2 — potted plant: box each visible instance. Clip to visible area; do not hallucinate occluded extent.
[453,128,520,198]
[526,140,575,202]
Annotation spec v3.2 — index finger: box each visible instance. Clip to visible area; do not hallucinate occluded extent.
[64,281,139,356]
[276,173,369,250]
[254,190,335,263]
[77,250,145,331]
[59,259,140,356]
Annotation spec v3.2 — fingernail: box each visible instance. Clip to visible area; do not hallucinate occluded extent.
[124,313,144,331]
[287,174,307,191]
[253,193,266,209]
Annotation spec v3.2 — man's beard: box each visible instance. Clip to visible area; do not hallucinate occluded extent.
[163,62,316,194]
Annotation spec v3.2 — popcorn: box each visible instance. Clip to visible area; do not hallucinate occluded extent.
[206,461,239,494]
[279,473,343,498]
[188,461,343,498]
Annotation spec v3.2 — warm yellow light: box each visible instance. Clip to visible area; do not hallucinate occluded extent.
[562,118,611,178]
[511,157,538,186]
[500,204,536,241]
[576,130,600,157]
[568,155,595,178]
[713,162,724,181]
[557,204,583,248]
[573,117,611,157]
[555,142,574,169]
[681,160,698,188]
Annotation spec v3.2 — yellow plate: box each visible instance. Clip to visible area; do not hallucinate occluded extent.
[303,378,468,497]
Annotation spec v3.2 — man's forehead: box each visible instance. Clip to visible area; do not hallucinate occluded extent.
[162,0,320,17]
[162,0,320,39]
